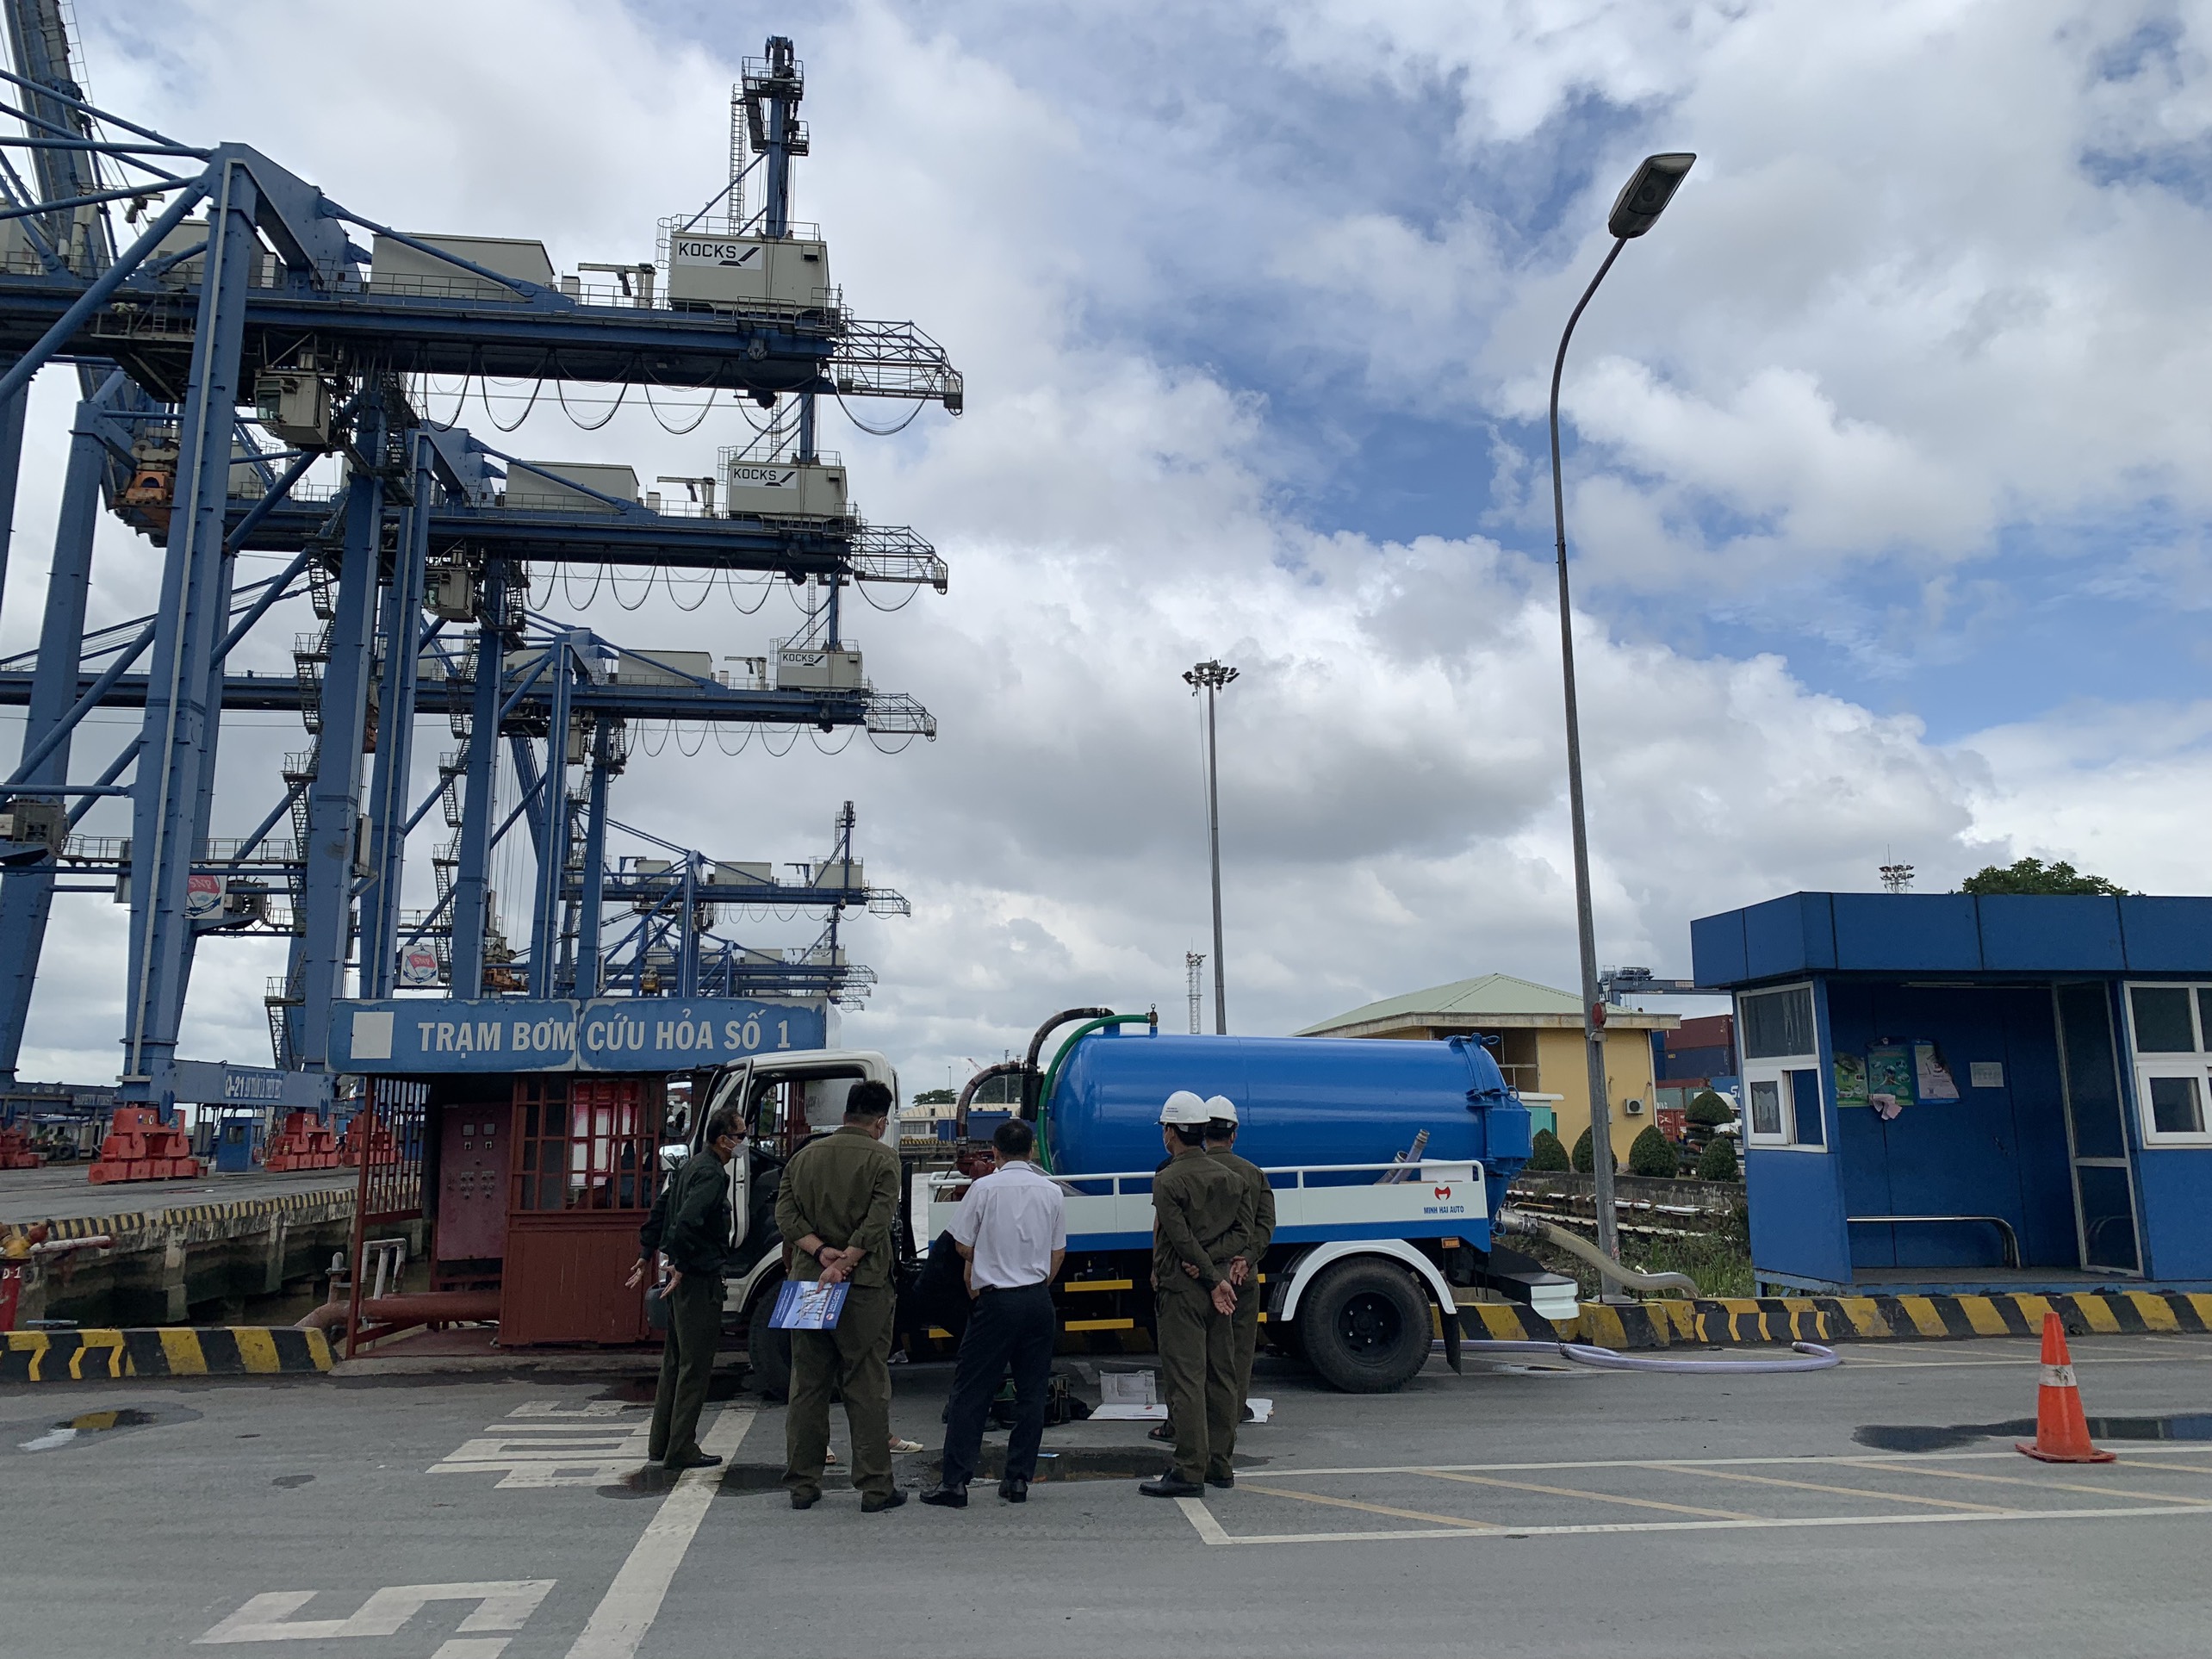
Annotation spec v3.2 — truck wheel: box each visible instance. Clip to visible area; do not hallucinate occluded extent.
[1299,1258,1431,1394]
[745,1285,792,1401]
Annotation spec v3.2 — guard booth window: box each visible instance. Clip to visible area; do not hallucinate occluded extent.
[1739,985,1824,1150]
[513,1078,655,1211]
[2125,984,2212,1146]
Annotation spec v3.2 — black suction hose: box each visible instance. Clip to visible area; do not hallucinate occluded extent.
[955,1061,1028,1140]
[1021,1007,1114,1122]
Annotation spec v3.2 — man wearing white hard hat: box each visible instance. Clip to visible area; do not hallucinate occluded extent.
[1151,1095,1273,1457]
[1139,1090,1249,1499]
[1204,1096,1273,1452]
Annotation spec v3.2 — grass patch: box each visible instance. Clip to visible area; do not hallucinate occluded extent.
[1519,1213,1754,1301]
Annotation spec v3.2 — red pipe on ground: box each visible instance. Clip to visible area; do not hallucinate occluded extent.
[296,1289,500,1335]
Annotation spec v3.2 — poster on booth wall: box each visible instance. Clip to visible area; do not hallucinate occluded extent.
[1914,1041,1961,1101]
[1834,1053,1869,1109]
[1866,1045,1916,1122]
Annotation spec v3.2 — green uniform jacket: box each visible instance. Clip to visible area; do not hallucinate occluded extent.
[774,1123,902,1289]
[1152,1146,1250,1295]
[646,1152,733,1278]
[1212,1148,1275,1264]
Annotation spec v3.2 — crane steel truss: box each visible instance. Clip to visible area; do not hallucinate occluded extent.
[0,18,953,1104]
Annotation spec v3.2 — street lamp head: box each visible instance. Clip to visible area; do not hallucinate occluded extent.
[1606,152,1695,239]
[1184,660,1239,693]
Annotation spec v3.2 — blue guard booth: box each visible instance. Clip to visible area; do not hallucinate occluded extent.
[1691,892,2212,1295]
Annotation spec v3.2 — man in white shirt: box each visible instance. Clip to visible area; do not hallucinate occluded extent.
[920,1117,1067,1507]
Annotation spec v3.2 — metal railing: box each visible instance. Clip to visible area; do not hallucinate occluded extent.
[1847,1213,2022,1270]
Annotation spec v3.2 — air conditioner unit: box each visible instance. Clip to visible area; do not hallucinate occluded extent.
[1623,1097,1645,1116]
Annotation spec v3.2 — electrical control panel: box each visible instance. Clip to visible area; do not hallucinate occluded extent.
[724,457,848,519]
[666,232,829,311]
[436,1106,511,1262]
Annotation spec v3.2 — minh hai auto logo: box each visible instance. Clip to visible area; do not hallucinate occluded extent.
[1432,1184,1453,1200]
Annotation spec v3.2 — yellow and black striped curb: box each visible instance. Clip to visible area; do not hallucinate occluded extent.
[1,1327,334,1382]
[3,1184,356,1245]
[1460,1290,2212,1349]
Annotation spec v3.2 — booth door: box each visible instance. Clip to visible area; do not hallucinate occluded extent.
[500,1077,658,1345]
[2054,984,2142,1273]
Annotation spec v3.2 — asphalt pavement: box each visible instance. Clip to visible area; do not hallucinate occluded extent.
[6,1333,2212,1657]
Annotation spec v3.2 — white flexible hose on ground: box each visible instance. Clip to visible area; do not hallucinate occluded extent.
[1461,1338,1841,1374]
[1492,1208,1699,1296]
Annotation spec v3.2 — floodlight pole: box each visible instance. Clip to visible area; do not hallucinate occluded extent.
[1184,660,1238,1035]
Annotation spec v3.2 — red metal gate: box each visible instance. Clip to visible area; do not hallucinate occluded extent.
[344,1078,428,1358]
[498,1075,657,1346]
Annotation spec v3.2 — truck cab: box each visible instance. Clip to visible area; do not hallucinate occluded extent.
[683,1047,902,1391]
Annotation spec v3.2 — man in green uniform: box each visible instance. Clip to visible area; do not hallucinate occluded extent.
[775,1078,907,1513]
[1204,1095,1273,1454]
[629,1107,738,1469]
[1140,1091,1248,1500]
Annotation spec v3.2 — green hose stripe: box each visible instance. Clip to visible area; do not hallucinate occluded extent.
[1035,1013,1153,1172]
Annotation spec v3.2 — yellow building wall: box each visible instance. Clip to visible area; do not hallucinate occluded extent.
[1532,1027,1661,1165]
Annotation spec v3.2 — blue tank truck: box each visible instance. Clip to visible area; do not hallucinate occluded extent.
[687,1009,1581,1395]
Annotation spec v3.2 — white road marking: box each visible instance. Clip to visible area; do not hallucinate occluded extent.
[432,1644,511,1659]
[1832,1351,2212,1370]
[196,1581,554,1643]
[1180,1501,2212,1547]
[564,1409,751,1659]
[1175,1494,1232,1543]
[1258,1443,2212,1478]
[429,1400,653,1488]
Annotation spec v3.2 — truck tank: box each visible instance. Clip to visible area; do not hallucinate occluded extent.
[1044,1028,1532,1213]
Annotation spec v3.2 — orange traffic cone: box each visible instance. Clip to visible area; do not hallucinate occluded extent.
[2016,1311,2114,1463]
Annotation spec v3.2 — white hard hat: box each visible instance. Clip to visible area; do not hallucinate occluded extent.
[1203,1095,1238,1123]
[1159,1090,1211,1126]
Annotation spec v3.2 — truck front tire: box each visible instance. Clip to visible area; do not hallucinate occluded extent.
[745,1283,792,1401]
[1298,1258,1432,1393]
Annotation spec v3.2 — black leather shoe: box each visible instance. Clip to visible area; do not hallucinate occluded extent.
[1205,1469,1234,1489]
[861,1488,909,1513]
[664,1451,723,1470]
[919,1483,968,1508]
[789,1489,820,1510]
[1140,1473,1204,1498]
[1147,1421,1175,1442]
[998,1476,1028,1503]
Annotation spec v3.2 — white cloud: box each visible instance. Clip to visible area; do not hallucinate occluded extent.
[0,0,2198,1096]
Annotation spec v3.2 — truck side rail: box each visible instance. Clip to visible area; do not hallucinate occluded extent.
[925,1159,1488,1253]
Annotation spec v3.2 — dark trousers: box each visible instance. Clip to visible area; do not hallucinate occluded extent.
[649,1272,723,1462]
[1156,1289,1238,1484]
[784,1282,895,1504]
[939,1283,1055,1488]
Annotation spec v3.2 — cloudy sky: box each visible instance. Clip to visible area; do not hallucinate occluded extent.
[3,0,2209,1090]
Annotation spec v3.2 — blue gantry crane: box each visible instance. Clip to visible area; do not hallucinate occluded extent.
[0,16,956,1114]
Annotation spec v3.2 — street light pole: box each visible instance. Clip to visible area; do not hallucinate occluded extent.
[1184,660,1238,1035]
[1545,152,1694,1268]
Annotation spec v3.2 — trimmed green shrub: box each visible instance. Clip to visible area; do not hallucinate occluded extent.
[1571,1127,1612,1173]
[1628,1123,1677,1177]
[1697,1137,1740,1182]
[1686,1089,1732,1127]
[1525,1127,1569,1172]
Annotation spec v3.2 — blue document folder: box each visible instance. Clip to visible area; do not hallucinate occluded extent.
[768,1277,848,1330]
